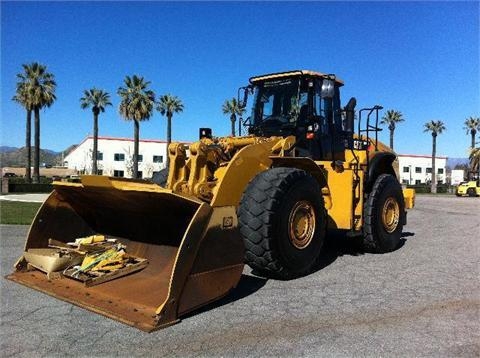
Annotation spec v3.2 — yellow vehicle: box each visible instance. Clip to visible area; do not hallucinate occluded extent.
[8,70,415,331]
[456,180,480,197]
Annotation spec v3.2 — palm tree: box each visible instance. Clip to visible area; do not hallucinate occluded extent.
[424,120,446,193]
[117,75,155,179]
[16,63,56,183]
[463,116,480,149]
[12,82,33,182]
[380,110,404,150]
[80,89,112,175]
[222,98,245,136]
[156,94,184,167]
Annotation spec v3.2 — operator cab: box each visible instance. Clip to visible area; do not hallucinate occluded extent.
[243,70,355,161]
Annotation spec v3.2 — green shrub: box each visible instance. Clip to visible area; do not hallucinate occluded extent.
[407,184,449,194]
[8,183,53,193]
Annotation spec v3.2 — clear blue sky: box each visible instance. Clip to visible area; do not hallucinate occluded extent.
[1,1,479,157]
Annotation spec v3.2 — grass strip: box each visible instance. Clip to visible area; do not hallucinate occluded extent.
[0,201,42,225]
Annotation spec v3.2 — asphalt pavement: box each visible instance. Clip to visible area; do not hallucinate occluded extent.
[0,193,49,203]
[1,195,479,357]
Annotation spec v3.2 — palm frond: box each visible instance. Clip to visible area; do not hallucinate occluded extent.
[424,120,446,135]
[16,62,57,110]
[222,97,245,116]
[118,75,155,122]
[157,94,184,117]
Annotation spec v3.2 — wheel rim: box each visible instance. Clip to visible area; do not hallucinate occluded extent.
[382,197,400,233]
[288,201,316,249]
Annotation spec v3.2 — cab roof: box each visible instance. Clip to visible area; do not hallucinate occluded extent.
[249,70,344,86]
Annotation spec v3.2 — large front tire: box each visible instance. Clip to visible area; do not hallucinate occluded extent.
[363,174,405,253]
[238,167,326,279]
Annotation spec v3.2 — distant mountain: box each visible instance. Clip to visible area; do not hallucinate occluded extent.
[0,145,77,167]
[447,157,469,169]
[0,146,19,153]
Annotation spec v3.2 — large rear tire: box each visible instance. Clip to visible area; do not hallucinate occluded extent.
[238,167,326,279]
[467,188,476,197]
[363,174,405,253]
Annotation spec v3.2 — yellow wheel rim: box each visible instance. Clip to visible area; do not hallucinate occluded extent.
[382,197,400,233]
[288,201,316,249]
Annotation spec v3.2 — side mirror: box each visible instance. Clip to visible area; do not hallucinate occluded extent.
[344,97,357,133]
[237,86,251,109]
[320,79,335,99]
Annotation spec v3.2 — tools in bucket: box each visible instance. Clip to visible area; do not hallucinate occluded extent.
[23,235,148,286]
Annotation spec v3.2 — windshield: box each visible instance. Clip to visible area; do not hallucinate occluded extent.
[251,78,303,128]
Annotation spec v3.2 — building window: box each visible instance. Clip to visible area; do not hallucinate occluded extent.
[403,167,409,173]
[402,179,409,184]
[136,154,143,163]
[426,168,432,174]
[114,153,125,161]
[415,179,421,185]
[137,171,143,179]
[97,152,103,161]
[438,168,444,174]
[153,155,163,163]
[438,180,443,184]
[113,170,124,177]
[415,167,422,173]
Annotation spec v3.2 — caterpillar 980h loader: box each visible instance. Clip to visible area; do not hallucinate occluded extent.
[8,70,415,331]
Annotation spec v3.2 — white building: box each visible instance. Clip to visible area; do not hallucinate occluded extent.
[450,169,465,186]
[398,154,447,185]
[64,136,169,179]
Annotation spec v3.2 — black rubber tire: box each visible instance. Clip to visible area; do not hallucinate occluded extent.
[238,167,327,279]
[467,188,476,197]
[363,174,405,253]
[151,168,168,187]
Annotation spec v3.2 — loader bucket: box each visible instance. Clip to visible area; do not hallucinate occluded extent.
[7,176,244,331]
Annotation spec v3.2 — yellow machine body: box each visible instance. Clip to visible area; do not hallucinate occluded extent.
[8,70,415,331]
[455,180,480,197]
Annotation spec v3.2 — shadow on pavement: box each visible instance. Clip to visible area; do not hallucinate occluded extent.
[183,230,415,319]
[312,229,415,273]
[182,274,268,319]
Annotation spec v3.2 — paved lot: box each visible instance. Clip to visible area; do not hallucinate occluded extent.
[0,193,49,203]
[1,195,479,357]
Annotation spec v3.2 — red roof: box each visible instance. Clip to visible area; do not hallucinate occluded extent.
[84,135,169,144]
[65,136,184,160]
[398,154,447,159]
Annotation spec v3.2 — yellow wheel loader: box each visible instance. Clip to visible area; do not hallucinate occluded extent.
[455,180,480,197]
[7,70,415,331]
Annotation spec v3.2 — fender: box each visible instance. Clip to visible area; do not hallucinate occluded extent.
[270,156,327,189]
[366,152,397,191]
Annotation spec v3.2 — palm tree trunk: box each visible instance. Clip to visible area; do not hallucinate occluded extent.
[431,134,437,194]
[25,110,32,183]
[390,128,394,150]
[92,111,98,175]
[471,130,476,149]
[238,117,242,136]
[133,120,139,179]
[166,114,172,168]
[231,114,236,136]
[33,107,40,184]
